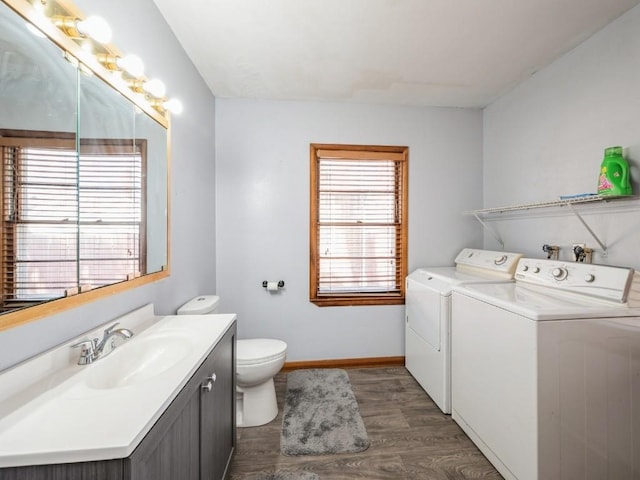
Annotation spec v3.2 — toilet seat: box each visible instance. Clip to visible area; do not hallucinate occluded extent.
[237,338,287,366]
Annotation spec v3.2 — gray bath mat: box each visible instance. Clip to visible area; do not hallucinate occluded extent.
[281,368,370,456]
[244,473,320,480]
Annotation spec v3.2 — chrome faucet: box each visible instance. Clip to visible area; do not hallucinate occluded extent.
[72,322,134,365]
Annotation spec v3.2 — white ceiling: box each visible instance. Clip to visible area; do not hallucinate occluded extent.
[153,0,640,108]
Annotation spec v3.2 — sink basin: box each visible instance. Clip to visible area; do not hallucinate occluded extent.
[86,332,192,389]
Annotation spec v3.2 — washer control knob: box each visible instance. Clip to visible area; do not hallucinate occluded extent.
[494,255,507,265]
[532,267,540,273]
[521,265,528,272]
[552,267,568,280]
[584,274,595,283]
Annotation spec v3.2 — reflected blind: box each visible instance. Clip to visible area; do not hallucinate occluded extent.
[310,145,408,303]
[79,143,144,287]
[1,135,145,307]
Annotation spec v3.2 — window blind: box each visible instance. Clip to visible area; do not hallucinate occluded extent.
[2,141,78,303]
[310,144,408,306]
[79,143,144,287]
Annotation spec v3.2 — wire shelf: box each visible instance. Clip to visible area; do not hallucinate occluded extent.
[465,195,633,215]
[465,195,637,254]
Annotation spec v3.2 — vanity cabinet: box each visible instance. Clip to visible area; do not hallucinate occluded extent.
[0,321,236,480]
[126,320,236,480]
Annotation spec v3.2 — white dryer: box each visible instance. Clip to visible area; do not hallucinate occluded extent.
[451,258,640,480]
[405,248,522,414]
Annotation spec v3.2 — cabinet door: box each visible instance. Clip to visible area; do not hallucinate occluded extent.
[125,382,200,480]
[126,321,236,480]
[200,327,236,480]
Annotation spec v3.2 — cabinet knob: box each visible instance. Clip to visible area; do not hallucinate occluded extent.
[201,373,217,392]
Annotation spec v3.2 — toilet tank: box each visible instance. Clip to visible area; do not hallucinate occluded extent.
[177,295,220,315]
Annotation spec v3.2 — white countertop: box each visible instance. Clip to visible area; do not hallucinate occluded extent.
[0,307,236,468]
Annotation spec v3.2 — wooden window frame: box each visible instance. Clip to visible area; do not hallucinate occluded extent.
[309,143,408,307]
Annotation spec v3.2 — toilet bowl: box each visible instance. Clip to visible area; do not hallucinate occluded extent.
[177,295,287,428]
[236,338,287,427]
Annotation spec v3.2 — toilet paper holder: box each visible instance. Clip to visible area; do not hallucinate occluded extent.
[262,280,285,288]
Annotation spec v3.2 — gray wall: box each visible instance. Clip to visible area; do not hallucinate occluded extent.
[483,4,640,269]
[7,0,637,371]
[215,99,483,362]
[0,0,217,371]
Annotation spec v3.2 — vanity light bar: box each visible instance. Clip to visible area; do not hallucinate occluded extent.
[41,0,182,116]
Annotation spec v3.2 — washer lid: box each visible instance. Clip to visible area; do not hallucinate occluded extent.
[407,266,515,294]
[453,282,640,321]
[237,338,287,364]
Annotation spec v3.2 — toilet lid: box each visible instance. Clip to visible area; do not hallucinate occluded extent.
[237,338,287,365]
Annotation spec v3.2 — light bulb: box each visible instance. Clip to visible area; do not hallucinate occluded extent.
[164,98,183,115]
[76,15,112,43]
[117,55,144,78]
[143,78,166,98]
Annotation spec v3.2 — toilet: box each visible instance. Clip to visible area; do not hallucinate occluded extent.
[177,295,287,428]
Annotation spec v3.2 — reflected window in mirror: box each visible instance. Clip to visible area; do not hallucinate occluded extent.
[0,129,147,313]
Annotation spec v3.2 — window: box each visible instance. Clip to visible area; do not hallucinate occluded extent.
[310,144,408,306]
[0,131,146,311]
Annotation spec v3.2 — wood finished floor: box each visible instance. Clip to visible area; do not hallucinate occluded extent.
[229,367,502,479]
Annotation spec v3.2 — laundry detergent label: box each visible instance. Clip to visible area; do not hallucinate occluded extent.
[598,171,613,192]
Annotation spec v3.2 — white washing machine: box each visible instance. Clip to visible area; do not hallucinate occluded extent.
[451,258,640,480]
[405,248,522,414]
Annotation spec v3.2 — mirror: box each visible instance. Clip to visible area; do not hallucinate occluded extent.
[0,0,169,329]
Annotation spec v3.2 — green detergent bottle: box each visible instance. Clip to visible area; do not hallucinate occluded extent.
[597,146,632,196]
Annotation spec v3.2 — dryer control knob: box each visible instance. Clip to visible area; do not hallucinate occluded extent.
[584,274,595,283]
[533,267,540,273]
[494,255,507,265]
[552,267,568,280]
[522,265,529,272]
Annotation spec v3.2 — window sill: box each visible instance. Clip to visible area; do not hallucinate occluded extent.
[311,295,405,307]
